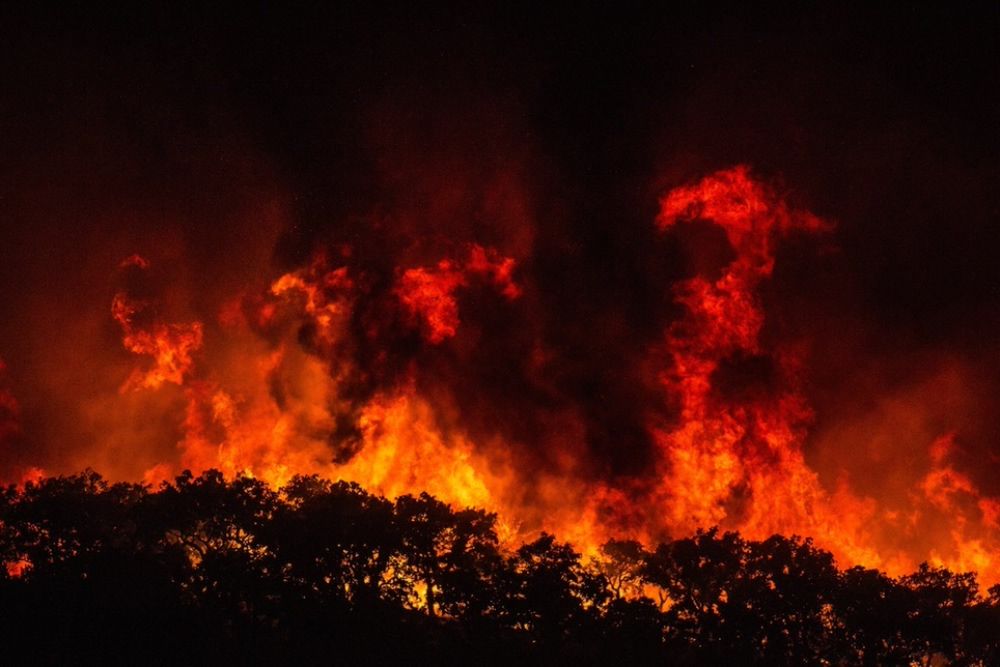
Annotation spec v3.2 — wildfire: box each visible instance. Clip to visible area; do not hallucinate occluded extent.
[646,168,871,562]
[6,166,998,586]
[111,292,204,392]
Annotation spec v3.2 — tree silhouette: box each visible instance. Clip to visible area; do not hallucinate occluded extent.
[1,470,998,665]
[898,563,979,663]
[596,538,648,600]
[268,476,401,608]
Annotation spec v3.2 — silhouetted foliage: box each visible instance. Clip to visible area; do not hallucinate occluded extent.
[1,470,998,665]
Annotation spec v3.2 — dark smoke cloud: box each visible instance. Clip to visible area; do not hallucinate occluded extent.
[0,4,996,495]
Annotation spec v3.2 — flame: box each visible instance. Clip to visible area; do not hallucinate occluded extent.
[341,390,500,508]
[643,167,1000,582]
[111,247,520,518]
[5,559,30,578]
[8,166,1000,585]
[650,167,842,542]
[396,244,522,343]
[111,288,204,392]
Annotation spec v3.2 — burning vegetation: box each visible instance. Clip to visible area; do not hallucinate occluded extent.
[6,164,1000,599]
[1,469,998,664]
[1,4,997,663]
[30,167,979,591]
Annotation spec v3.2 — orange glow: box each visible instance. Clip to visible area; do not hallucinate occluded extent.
[5,559,30,578]
[111,284,204,392]
[18,466,45,487]
[7,167,998,587]
[0,359,40,486]
[646,167,1000,583]
[0,357,20,444]
[650,167,839,543]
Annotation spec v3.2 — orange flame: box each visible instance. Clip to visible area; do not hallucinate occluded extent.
[643,167,1000,582]
[13,167,998,586]
[111,286,204,392]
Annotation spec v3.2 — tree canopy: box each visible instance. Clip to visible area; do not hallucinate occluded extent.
[1,470,997,665]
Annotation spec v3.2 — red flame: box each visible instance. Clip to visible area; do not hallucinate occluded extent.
[111,290,204,392]
[6,166,999,586]
[397,245,522,344]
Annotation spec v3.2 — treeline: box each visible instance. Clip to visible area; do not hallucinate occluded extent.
[0,471,997,666]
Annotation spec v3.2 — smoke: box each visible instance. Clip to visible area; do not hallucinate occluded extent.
[0,359,20,447]
[0,5,997,578]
